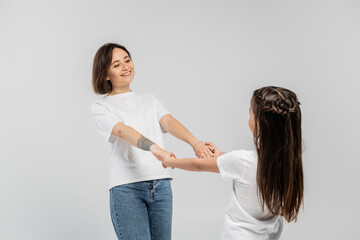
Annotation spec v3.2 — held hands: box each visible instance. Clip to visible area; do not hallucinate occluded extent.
[151,141,220,169]
[150,145,176,168]
[153,151,176,169]
[193,141,215,158]
[204,142,222,157]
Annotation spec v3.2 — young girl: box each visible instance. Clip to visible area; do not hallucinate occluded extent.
[154,86,304,239]
[90,43,213,240]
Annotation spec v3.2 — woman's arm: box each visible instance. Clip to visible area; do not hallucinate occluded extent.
[112,122,167,154]
[160,114,214,158]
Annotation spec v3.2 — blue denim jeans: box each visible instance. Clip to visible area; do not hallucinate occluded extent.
[109,178,172,240]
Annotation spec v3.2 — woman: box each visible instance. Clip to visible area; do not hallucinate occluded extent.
[155,86,304,239]
[90,43,213,240]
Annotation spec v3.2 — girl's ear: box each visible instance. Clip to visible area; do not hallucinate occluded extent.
[106,76,110,81]
[256,121,261,137]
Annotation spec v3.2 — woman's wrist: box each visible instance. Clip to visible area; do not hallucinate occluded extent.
[192,140,204,151]
[150,144,161,153]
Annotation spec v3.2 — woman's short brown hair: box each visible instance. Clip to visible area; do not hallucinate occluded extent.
[92,43,132,94]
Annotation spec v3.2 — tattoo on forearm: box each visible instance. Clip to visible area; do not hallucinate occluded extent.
[137,135,155,151]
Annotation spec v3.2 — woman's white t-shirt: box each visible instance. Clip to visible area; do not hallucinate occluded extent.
[91,92,171,189]
[217,150,283,240]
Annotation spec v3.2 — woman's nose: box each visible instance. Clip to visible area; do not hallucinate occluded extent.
[122,64,130,71]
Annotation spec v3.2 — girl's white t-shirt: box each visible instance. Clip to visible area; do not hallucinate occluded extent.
[217,150,283,240]
[91,92,171,189]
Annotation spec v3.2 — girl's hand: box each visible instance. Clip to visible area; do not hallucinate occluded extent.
[194,141,215,158]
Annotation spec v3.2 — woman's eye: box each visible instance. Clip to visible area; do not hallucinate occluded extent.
[126,60,131,63]
[114,65,119,67]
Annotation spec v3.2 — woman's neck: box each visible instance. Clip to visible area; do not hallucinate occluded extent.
[108,86,132,96]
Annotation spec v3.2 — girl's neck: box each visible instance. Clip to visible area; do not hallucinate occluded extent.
[108,86,132,96]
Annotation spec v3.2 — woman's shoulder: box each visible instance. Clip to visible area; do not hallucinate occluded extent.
[90,96,114,114]
[137,92,165,104]
[139,92,158,99]
[90,92,156,107]
[91,95,107,107]
[127,91,153,99]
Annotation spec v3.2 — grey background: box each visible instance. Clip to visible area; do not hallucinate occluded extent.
[1,0,359,239]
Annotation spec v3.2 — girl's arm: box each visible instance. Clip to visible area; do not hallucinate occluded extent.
[154,153,219,173]
[153,145,225,173]
[112,122,167,154]
[160,114,214,158]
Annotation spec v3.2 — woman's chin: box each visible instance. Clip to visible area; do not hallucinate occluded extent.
[121,77,133,84]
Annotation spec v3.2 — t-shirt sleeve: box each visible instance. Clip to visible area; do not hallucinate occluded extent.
[152,94,170,122]
[217,150,247,182]
[91,101,123,143]
[151,94,170,133]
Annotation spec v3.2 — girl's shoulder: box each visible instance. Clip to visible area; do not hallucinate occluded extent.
[221,150,258,167]
[225,150,257,160]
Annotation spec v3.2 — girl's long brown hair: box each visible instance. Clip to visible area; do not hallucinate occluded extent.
[252,86,303,222]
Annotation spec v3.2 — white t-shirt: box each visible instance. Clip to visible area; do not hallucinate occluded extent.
[91,92,171,189]
[217,150,283,240]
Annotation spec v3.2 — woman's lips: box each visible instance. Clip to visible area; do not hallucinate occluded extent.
[121,71,131,76]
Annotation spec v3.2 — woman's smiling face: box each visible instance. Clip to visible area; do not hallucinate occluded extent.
[106,48,135,88]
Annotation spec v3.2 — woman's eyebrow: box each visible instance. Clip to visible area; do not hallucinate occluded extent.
[112,56,129,65]
[112,60,120,65]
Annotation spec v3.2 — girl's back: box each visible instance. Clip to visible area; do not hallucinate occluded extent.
[217,150,283,239]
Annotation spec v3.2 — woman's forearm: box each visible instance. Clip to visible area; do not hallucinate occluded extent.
[111,122,162,152]
[160,114,199,148]
[160,114,215,158]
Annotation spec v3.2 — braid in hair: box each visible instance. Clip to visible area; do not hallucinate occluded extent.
[254,88,300,116]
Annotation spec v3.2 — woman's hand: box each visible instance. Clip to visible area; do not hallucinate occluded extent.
[204,142,224,157]
[194,141,215,158]
[153,151,176,168]
[150,145,175,168]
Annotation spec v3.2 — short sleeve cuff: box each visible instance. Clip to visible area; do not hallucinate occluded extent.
[106,119,122,143]
[217,154,232,181]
